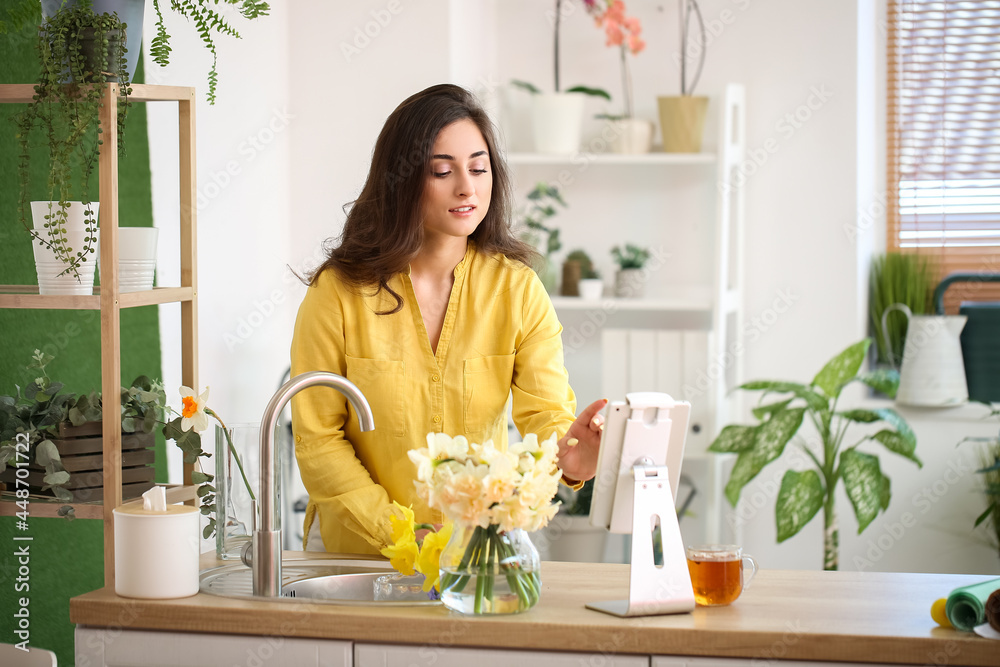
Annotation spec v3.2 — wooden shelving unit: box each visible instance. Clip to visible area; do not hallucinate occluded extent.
[0,83,200,587]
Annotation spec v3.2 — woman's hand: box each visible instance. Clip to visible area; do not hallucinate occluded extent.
[556,398,608,482]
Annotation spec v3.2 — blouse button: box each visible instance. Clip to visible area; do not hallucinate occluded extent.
[432,415,442,424]
[431,374,440,382]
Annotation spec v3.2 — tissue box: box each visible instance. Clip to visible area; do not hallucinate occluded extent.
[0,421,155,501]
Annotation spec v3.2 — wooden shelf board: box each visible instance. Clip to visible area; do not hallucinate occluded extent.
[0,83,195,104]
[1,485,198,521]
[549,294,713,313]
[0,286,194,309]
[508,152,716,166]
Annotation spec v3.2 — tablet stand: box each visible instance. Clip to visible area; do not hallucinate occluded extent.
[586,463,695,617]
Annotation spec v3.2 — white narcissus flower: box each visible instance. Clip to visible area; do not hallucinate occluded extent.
[179,386,210,432]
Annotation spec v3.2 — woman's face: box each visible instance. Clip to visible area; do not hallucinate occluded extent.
[419,118,493,242]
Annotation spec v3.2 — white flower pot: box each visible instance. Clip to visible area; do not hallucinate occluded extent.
[118,227,158,292]
[30,201,100,295]
[610,118,653,154]
[532,93,585,155]
[578,278,604,300]
[614,268,646,298]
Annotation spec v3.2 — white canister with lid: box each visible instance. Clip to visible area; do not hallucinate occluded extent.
[113,498,200,599]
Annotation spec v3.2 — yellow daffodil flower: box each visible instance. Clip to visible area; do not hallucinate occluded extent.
[178,385,210,432]
[387,501,416,543]
[381,532,419,575]
[415,522,453,592]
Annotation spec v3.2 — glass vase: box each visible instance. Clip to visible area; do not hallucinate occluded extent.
[438,524,541,615]
[214,423,259,559]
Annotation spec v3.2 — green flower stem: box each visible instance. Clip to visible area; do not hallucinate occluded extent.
[208,409,256,503]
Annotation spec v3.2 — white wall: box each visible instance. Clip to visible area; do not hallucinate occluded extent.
[146,0,999,574]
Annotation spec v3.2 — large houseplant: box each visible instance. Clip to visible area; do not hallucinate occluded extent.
[149,0,269,104]
[14,2,132,282]
[708,339,921,570]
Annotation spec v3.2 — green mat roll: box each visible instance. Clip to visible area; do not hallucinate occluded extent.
[945,577,1000,632]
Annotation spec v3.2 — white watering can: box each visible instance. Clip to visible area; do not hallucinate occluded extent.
[881,303,969,407]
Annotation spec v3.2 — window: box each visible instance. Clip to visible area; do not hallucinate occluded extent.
[887,0,1000,311]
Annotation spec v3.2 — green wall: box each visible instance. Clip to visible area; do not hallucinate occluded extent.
[1,20,163,667]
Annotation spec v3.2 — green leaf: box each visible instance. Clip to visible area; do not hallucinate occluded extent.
[566,85,612,101]
[752,398,793,420]
[122,416,135,433]
[812,339,871,398]
[838,409,881,423]
[856,368,900,398]
[68,406,86,426]
[53,486,74,503]
[723,408,806,506]
[43,470,70,487]
[976,458,1000,474]
[880,473,892,511]
[196,483,213,498]
[973,505,994,527]
[35,440,60,466]
[510,79,541,95]
[708,424,757,453]
[871,429,922,467]
[57,505,76,520]
[739,381,829,411]
[191,471,212,484]
[840,449,883,533]
[775,469,825,542]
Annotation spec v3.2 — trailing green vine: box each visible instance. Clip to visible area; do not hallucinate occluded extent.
[14,4,132,280]
[149,0,270,104]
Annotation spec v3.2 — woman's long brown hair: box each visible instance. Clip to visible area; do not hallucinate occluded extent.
[308,84,537,314]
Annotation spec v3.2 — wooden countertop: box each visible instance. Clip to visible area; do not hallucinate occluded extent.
[70,554,999,666]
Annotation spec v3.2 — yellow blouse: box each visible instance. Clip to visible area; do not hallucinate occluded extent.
[290,244,577,554]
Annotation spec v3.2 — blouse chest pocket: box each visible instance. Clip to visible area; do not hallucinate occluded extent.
[344,356,405,436]
[463,354,515,437]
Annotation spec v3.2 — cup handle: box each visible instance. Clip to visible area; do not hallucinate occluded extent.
[742,554,758,590]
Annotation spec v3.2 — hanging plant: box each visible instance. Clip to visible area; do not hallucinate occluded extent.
[149,0,270,104]
[14,4,132,281]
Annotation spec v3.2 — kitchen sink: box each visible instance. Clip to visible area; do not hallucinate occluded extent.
[198,557,439,606]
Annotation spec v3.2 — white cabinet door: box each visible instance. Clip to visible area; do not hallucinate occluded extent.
[356,643,649,667]
[76,627,351,667]
[653,656,921,667]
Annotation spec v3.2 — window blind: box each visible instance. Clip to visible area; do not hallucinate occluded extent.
[887,0,1000,311]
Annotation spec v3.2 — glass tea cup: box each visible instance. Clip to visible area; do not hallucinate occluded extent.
[686,544,757,606]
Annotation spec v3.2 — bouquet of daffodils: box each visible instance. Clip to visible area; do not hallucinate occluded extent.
[407,432,563,613]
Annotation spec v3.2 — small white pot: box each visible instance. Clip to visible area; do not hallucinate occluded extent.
[532,93,585,155]
[30,201,100,295]
[117,227,158,292]
[614,268,646,298]
[578,278,604,300]
[610,118,653,154]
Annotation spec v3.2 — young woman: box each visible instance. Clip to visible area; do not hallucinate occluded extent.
[290,84,606,554]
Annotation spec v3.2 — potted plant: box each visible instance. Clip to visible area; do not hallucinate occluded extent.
[708,339,920,570]
[510,0,611,154]
[562,248,603,298]
[658,0,709,152]
[0,351,165,513]
[519,182,567,293]
[14,2,132,292]
[611,243,650,297]
[960,404,1000,562]
[584,0,652,154]
[868,252,937,370]
[150,0,270,104]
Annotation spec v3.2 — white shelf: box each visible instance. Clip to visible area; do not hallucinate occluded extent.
[549,294,712,313]
[507,152,716,166]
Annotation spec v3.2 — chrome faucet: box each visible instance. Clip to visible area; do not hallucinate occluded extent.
[251,371,375,597]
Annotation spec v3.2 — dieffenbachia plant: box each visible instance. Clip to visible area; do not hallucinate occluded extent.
[708,339,921,570]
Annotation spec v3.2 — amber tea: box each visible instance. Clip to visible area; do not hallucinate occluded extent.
[685,545,757,607]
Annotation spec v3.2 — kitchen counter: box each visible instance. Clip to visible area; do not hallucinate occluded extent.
[70,553,998,666]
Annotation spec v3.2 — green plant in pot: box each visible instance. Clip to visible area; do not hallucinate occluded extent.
[150,0,270,104]
[959,404,1000,560]
[562,248,599,296]
[0,351,165,514]
[869,252,937,369]
[611,243,650,297]
[519,182,566,292]
[708,339,920,570]
[14,2,132,282]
